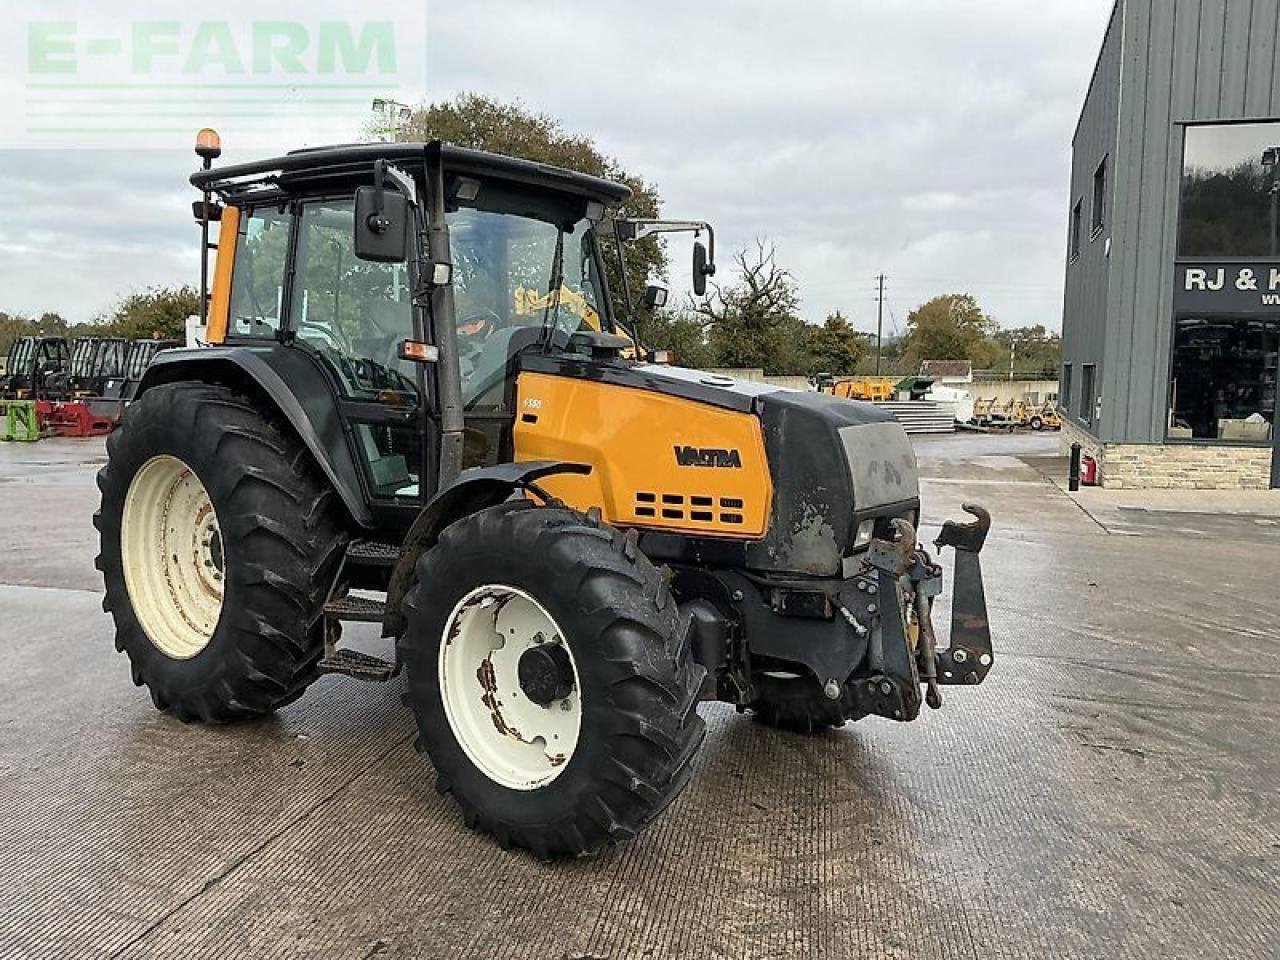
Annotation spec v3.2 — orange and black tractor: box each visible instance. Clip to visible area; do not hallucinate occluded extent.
[95,133,994,858]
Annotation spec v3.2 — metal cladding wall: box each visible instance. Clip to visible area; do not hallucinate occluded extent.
[1062,0,1280,443]
[1062,2,1123,430]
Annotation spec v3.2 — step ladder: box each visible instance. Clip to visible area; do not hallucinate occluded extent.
[319,538,401,682]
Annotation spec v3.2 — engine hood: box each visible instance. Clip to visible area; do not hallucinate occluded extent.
[630,366,921,577]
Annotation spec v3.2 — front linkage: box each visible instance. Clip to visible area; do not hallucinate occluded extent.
[841,503,993,723]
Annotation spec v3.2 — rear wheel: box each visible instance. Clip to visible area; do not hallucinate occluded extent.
[401,502,706,858]
[1029,415,1044,431]
[95,382,346,722]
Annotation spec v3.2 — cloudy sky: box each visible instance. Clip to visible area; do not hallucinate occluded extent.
[0,0,1114,335]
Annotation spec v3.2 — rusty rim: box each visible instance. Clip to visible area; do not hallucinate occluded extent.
[438,585,582,791]
[120,454,224,660]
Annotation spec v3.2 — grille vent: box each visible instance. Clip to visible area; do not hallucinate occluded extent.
[635,492,744,525]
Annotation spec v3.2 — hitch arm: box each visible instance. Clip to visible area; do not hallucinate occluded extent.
[933,503,994,685]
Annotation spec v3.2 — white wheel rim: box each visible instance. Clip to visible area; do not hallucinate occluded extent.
[439,585,582,791]
[120,454,224,659]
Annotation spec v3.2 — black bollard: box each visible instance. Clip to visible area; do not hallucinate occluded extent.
[1068,441,1082,492]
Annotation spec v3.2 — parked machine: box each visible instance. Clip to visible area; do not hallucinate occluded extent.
[0,336,69,399]
[972,397,1013,430]
[47,337,128,398]
[825,375,897,402]
[1027,400,1063,431]
[95,132,995,858]
[102,338,181,402]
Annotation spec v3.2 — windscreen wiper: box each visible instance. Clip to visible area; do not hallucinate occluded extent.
[538,228,566,352]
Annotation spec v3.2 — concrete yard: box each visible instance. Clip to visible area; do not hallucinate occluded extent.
[1,433,1278,959]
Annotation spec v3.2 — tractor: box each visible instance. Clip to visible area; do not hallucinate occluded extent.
[0,335,69,399]
[94,131,995,858]
[48,336,128,398]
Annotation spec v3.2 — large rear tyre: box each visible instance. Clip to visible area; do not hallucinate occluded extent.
[748,673,865,733]
[401,501,706,858]
[95,382,346,722]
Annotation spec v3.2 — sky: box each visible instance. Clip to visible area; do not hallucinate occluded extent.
[0,0,1116,336]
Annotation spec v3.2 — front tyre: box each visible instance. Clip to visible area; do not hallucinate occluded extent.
[95,382,346,722]
[401,502,706,858]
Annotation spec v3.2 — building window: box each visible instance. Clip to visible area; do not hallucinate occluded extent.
[1179,121,1280,257]
[1070,201,1082,260]
[1168,315,1277,442]
[1091,158,1107,236]
[1061,363,1073,413]
[1080,363,1096,424]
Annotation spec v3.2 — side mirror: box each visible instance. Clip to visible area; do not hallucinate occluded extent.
[354,184,409,263]
[643,284,669,309]
[693,240,715,296]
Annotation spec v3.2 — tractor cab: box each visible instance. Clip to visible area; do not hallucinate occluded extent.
[55,337,127,398]
[175,140,713,530]
[103,339,180,401]
[0,336,69,399]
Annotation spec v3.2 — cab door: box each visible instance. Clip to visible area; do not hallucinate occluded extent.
[285,196,429,515]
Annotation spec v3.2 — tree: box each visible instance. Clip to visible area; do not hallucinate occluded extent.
[901,293,1001,370]
[106,286,201,340]
[694,241,805,374]
[990,324,1062,378]
[802,311,869,376]
[641,308,718,369]
[398,93,665,322]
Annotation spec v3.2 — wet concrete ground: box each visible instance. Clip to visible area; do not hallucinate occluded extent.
[1,433,1278,959]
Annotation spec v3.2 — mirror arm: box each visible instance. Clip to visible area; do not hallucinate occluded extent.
[610,218,640,342]
[366,159,390,234]
[613,218,717,278]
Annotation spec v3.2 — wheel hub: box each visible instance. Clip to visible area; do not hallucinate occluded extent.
[438,585,582,791]
[517,641,574,707]
[120,454,224,660]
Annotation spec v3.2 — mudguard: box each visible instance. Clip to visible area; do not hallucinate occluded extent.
[381,460,592,636]
[137,345,374,528]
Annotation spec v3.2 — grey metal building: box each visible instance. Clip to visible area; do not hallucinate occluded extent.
[1061,0,1280,488]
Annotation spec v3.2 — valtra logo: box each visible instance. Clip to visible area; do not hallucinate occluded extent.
[673,445,743,468]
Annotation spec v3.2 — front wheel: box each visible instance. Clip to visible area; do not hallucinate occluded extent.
[1029,415,1044,431]
[401,502,706,858]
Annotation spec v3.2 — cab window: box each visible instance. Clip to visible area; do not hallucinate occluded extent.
[228,206,290,338]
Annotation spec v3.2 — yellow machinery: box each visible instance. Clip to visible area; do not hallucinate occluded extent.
[827,376,896,402]
[93,133,996,860]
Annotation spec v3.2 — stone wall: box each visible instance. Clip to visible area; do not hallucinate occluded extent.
[1059,418,1273,489]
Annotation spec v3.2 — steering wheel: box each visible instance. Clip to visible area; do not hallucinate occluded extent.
[458,309,505,342]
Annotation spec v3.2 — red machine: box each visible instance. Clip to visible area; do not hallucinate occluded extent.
[37,398,118,438]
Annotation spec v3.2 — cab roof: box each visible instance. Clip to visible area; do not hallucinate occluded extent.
[191,141,632,206]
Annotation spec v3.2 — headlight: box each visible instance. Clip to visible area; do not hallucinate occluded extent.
[853,518,876,549]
